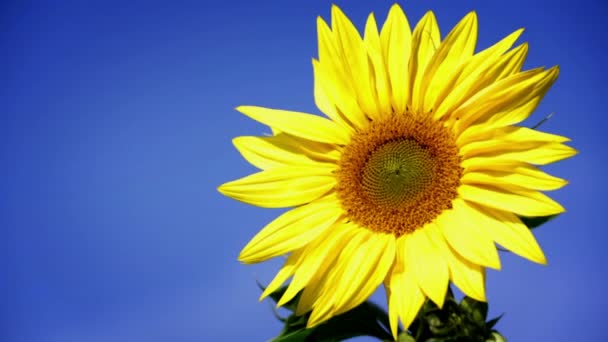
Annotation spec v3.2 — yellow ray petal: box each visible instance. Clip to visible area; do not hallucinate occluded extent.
[278,221,356,306]
[459,126,570,155]
[294,222,363,316]
[447,246,487,301]
[236,105,351,145]
[218,166,336,208]
[331,5,379,118]
[409,11,440,110]
[452,66,559,135]
[467,203,547,264]
[421,12,478,116]
[364,13,392,118]
[386,236,425,337]
[483,95,541,129]
[259,248,304,300]
[485,42,529,81]
[312,58,368,130]
[461,164,568,191]
[461,142,577,168]
[405,225,449,307]
[233,134,339,170]
[312,59,352,131]
[380,3,412,114]
[436,41,528,121]
[462,140,570,160]
[458,184,565,217]
[307,229,369,327]
[316,18,368,129]
[330,233,396,317]
[426,221,487,301]
[455,93,539,144]
[456,28,524,84]
[238,195,342,263]
[437,199,501,269]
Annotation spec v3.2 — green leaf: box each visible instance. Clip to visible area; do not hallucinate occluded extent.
[260,284,394,342]
[307,301,394,341]
[272,329,314,342]
[519,214,558,229]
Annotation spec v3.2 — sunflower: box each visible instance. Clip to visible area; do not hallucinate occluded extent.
[218,4,575,338]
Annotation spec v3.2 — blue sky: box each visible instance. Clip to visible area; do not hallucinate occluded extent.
[2,1,607,341]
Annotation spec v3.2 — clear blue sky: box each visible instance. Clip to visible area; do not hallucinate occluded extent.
[2,1,607,341]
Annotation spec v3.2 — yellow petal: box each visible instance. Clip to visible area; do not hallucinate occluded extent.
[467,203,547,264]
[259,248,304,300]
[331,5,379,118]
[461,165,568,191]
[405,225,449,307]
[452,66,559,135]
[236,105,351,145]
[278,221,356,306]
[386,236,425,337]
[437,199,501,269]
[446,247,487,301]
[456,28,524,84]
[380,3,412,114]
[409,11,440,110]
[316,18,368,129]
[437,41,528,121]
[421,12,478,117]
[458,184,565,217]
[457,95,542,145]
[312,59,352,131]
[459,126,570,155]
[233,134,339,170]
[485,42,529,81]
[426,221,487,301]
[331,233,396,316]
[364,13,392,118]
[461,142,577,167]
[487,95,542,128]
[294,222,364,316]
[238,195,342,263]
[307,229,369,326]
[312,58,368,130]
[218,166,335,208]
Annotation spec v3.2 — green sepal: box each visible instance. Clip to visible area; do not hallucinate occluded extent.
[485,314,503,329]
[459,296,488,326]
[410,290,504,342]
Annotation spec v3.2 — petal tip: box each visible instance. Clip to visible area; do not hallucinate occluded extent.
[536,254,548,266]
[237,251,250,263]
[217,183,228,195]
[231,136,245,149]
[388,3,405,19]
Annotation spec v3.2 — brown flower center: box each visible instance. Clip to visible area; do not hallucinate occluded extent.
[336,114,462,237]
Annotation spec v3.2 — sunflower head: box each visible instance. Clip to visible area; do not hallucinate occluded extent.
[219,3,575,339]
[336,113,462,237]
